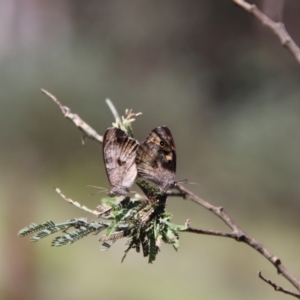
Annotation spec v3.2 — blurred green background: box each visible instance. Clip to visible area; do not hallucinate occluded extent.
[1,1,300,299]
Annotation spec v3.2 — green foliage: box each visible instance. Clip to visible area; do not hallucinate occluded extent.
[18,181,186,263]
[18,107,186,262]
[18,219,110,245]
[111,108,142,137]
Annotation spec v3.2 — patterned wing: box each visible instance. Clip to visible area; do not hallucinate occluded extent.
[103,127,139,196]
[136,126,176,191]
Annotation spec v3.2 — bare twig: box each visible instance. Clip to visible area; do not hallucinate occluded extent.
[258,272,300,299]
[185,227,237,238]
[177,183,300,294]
[106,99,122,129]
[176,184,243,234]
[55,188,101,217]
[232,0,300,64]
[184,219,237,238]
[41,89,103,144]
[43,90,300,297]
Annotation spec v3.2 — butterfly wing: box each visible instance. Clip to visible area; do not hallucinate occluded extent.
[103,127,139,196]
[136,126,176,191]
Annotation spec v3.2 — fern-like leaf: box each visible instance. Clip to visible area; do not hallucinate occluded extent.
[99,230,125,243]
[101,241,114,252]
[18,179,185,263]
[51,222,109,247]
[18,221,56,237]
[148,233,159,264]
[141,237,149,257]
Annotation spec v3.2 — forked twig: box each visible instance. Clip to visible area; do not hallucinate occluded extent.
[43,89,300,298]
[177,184,300,294]
[232,0,300,64]
[55,188,101,217]
[258,272,300,299]
[41,88,103,144]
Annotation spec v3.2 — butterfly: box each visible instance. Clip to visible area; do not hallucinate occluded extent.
[102,127,139,196]
[102,126,176,196]
[136,126,176,192]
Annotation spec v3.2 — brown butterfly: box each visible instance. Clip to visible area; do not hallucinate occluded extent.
[102,127,139,196]
[136,126,176,192]
[103,126,176,196]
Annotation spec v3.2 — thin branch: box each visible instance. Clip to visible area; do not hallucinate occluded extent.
[41,89,103,144]
[185,227,237,239]
[55,188,101,217]
[184,219,237,238]
[258,272,300,299]
[43,90,300,297]
[232,0,300,65]
[105,99,122,128]
[175,184,242,234]
[177,183,300,294]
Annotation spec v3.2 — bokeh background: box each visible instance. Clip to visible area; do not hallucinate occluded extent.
[1,1,300,299]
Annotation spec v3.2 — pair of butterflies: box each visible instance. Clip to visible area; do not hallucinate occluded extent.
[102,126,176,196]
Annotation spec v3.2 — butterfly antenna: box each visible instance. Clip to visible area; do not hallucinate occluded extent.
[87,185,109,196]
[175,179,199,186]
